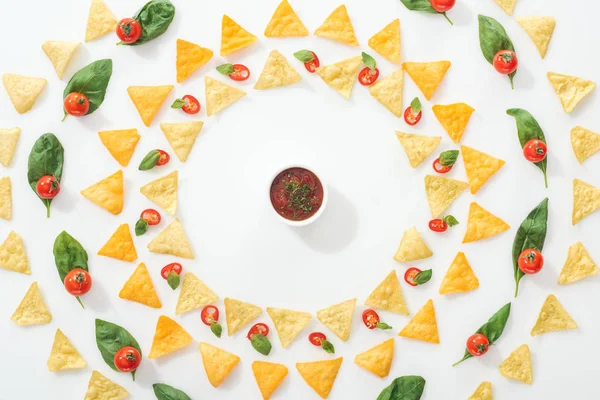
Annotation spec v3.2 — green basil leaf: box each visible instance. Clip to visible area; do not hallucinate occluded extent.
[135,218,149,236]
[414,269,432,285]
[294,50,314,63]
[478,15,516,88]
[439,150,459,166]
[95,319,142,380]
[361,52,377,70]
[251,334,272,356]
[399,0,452,24]
[210,323,223,338]
[167,272,180,290]
[53,231,89,282]
[376,322,393,330]
[410,97,422,113]
[377,375,426,400]
[171,99,185,109]
[139,150,160,171]
[322,340,335,354]
[153,383,191,400]
[216,63,235,75]
[125,0,175,46]
[63,59,112,116]
[443,215,459,227]
[27,133,64,218]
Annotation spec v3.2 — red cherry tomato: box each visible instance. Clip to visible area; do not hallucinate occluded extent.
[114,346,141,373]
[141,209,161,225]
[466,334,490,357]
[308,332,327,346]
[116,18,142,44]
[181,95,201,114]
[404,267,422,287]
[429,219,448,232]
[358,67,380,86]
[518,248,544,274]
[523,139,547,163]
[433,158,452,173]
[304,52,320,73]
[404,106,422,126]
[160,263,182,280]
[229,64,250,81]
[36,175,61,199]
[493,50,518,75]
[430,0,456,12]
[362,309,380,329]
[64,268,92,296]
[247,323,269,339]
[200,305,220,326]
[156,150,170,166]
[64,92,90,117]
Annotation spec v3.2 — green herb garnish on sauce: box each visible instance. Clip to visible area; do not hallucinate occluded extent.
[284,180,314,219]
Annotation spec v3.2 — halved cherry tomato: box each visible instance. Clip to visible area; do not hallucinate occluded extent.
[358,67,379,86]
[404,106,422,126]
[404,267,422,287]
[304,52,320,73]
[433,158,452,173]
[114,346,141,373]
[308,332,326,346]
[201,305,219,326]
[64,92,90,117]
[116,18,141,44]
[172,95,200,114]
[362,309,393,330]
[64,268,92,296]
[430,0,456,12]
[156,150,170,166]
[466,333,490,357]
[141,209,161,225]
[36,175,60,199]
[247,323,269,339]
[161,263,182,280]
[429,219,448,232]
[493,50,518,75]
[523,139,547,163]
[230,64,250,81]
[518,248,544,274]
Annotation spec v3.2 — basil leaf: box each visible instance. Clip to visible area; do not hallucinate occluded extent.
[399,0,452,24]
[210,323,222,338]
[361,52,377,70]
[376,322,393,330]
[135,218,149,236]
[139,150,160,170]
[53,231,88,307]
[410,97,422,113]
[95,319,142,380]
[439,150,459,166]
[125,0,175,46]
[153,383,191,400]
[322,340,335,354]
[294,50,314,63]
[63,59,112,117]
[478,15,516,88]
[167,272,180,290]
[512,198,548,296]
[414,269,432,285]
[443,215,459,227]
[216,63,235,75]
[506,108,548,187]
[27,133,64,218]
[171,99,185,109]
[377,375,426,400]
[251,334,272,356]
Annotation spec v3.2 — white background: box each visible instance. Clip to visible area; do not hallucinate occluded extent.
[0,0,599,398]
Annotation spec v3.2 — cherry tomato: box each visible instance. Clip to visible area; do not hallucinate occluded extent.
[466,334,490,357]
[36,175,60,199]
[429,219,448,232]
[160,263,182,280]
[404,267,422,287]
[247,323,269,339]
[304,52,320,73]
[358,67,379,86]
[64,92,90,117]
[156,150,170,166]
[181,95,201,114]
[518,248,544,274]
[523,139,547,163]
[308,332,327,346]
[404,106,422,126]
[114,346,141,373]
[230,64,250,81]
[200,305,220,326]
[433,158,452,173]
[141,209,161,225]
[64,268,92,296]
[116,18,142,44]
[493,50,518,75]
[430,0,456,12]
[362,309,380,329]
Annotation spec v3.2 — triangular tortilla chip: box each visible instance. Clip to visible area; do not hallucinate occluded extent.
[199,343,240,387]
[468,381,492,400]
[80,170,124,215]
[296,357,343,399]
[97,224,137,262]
[531,294,577,336]
[439,252,479,295]
[499,344,532,384]
[0,231,30,274]
[2,74,47,114]
[85,0,117,42]
[354,338,394,378]
[394,226,432,263]
[11,282,52,326]
[365,271,409,315]
[254,50,302,90]
[0,127,20,167]
[516,17,555,59]
[494,0,518,15]
[98,129,140,167]
[148,218,194,259]
[369,68,404,117]
[148,315,193,359]
[84,370,129,400]
[160,122,204,162]
[395,132,441,168]
[0,176,11,220]
[463,202,510,243]
[403,61,450,100]
[42,41,80,79]
[266,307,312,348]
[316,299,355,341]
[176,272,219,315]
[315,5,358,46]
[264,0,309,37]
[47,329,86,372]
[140,170,178,216]
[547,72,596,113]
[571,126,600,164]
[398,299,439,344]
[221,15,257,56]
[461,145,505,194]
[127,85,173,126]
[368,19,401,64]
[432,103,474,143]
[559,241,599,285]
[252,361,289,399]
[118,263,162,308]
[572,178,600,225]
[424,175,469,218]
[225,297,262,336]
[176,39,213,83]
[205,76,247,116]
[316,56,362,99]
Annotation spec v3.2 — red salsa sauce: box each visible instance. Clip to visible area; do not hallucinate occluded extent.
[270,167,324,221]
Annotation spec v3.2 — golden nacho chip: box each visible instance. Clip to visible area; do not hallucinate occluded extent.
[118,263,162,308]
[463,202,510,243]
[0,127,20,167]
[365,271,409,315]
[148,315,193,359]
[255,50,302,90]
[84,370,129,400]
[461,145,505,194]
[11,282,52,326]
[47,329,86,372]
[42,41,80,79]
[266,307,312,348]
[97,224,137,262]
[85,0,117,42]
[0,176,11,220]
[468,381,492,400]
[494,0,518,15]
[572,178,600,225]
[264,0,308,37]
[199,342,240,387]
[176,39,213,83]
[2,74,47,114]
[395,132,441,168]
[161,121,204,162]
[571,126,600,164]
[439,252,479,295]
[98,129,140,167]
[221,15,257,56]
[252,361,289,399]
[205,76,247,116]
[547,72,596,113]
[516,17,555,59]
[394,226,432,263]
[432,103,474,143]
[369,68,404,117]
[424,175,469,218]
[0,231,30,274]
[317,299,355,342]
[499,344,532,384]
[225,297,262,336]
[316,56,362,99]
[368,19,401,64]
[398,299,439,344]
[148,218,194,259]
[140,170,178,216]
[80,170,123,215]
[314,5,358,46]
[354,338,394,378]
[176,272,219,315]
[296,357,343,399]
[127,85,173,127]
[559,241,599,285]
[403,61,450,100]
[531,294,577,336]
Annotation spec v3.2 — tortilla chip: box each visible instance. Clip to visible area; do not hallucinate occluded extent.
[176,272,219,315]
[85,0,117,42]
[0,176,11,220]
[315,5,358,46]
[2,74,47,114]
[463,202,510,243]
[368,19,401,64]
[176,39,213,83]
[439,252,479,295]
[47,329,86,372]
[0,127,20,167]
[572,178,600,225]
[252,361,289,399]
[80,170,123,215]
[97,224,137,262]
[365,271,409,315]
[316,56,362,99]
[424,175,469,218]
[161,121,204,162]
[398,299,439,344]
[127,85,173,127]
[221,15,257,56]
[98,129,140,167]
[316,299,355,342]
[394,226,432,263]
[432,103,474,143]
[11,282,52,326]
[264,0,308,37]
[118,263,162,309]
[499,344,532,384]
[84,370,129,400]
[395,132,441,168]
[369,68,404,117]
[148,218,194,259]
[559,241,599,285]
[266,307,311,348]
[225,297,262,336]
[461,145,505,194]
[42,41,80,79]
[148,315,193,359]
[296,357,343,399]
[531,294,577,336]
[516,17,555,59]
[403,61,450,100]
[205,76,247,116]
[140,170,178,216]
[547,72,596,113]
[199,342,240,387]
[354,338,394,378]
[0,231,30,274]
[571,126,600,164]
[468,381,492,400]
[255,50,302,90]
